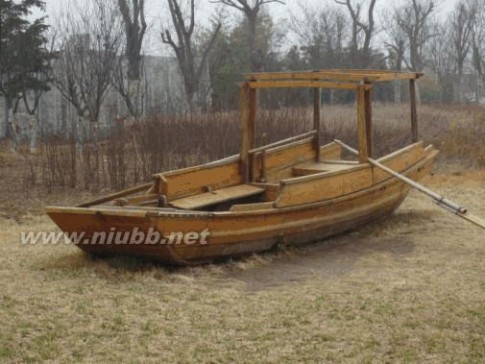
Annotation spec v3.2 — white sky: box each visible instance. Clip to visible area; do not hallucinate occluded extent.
[37,0,459,54]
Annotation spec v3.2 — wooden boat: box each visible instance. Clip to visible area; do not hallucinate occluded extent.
[46,70,439,265]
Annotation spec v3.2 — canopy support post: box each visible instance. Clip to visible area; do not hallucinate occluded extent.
[240,84,250,183]
[357,85,369,163]
[240,83,257,183]
[364,81,373,157]
[313,87,321,162]
[410,79,419,142]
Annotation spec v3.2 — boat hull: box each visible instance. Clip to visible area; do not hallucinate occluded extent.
[46,147,436,265]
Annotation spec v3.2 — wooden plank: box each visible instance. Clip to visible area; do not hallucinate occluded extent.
[163,162,241,200]
[170,185,265,210]
[249,131,316,154]
[373,144,426,183]
[276,141,433,208]
[276,167,374,208]
[410,79,419,142]
[229,202,275,212]
[247,80,371,90]
[78,183,153,208]
[252,140,343,183]
[240,83,250,183]
[374,73,422,81]
[335,140,484,231]
[248,87,257,181]
[292,162,355,177]
[357,85,369,163]
[314,87,321,162]
[245,71,379,82]
[364,82,373,158]
[115,193,161,206]
[317,69,424,80]
[319,143,342,160]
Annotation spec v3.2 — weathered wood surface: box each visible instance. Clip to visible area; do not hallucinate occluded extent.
[240,83,250,183]
[292,162,356,177]
[247,80,372,90]
[364,82,373,157]
[410,79,419,142]
[357,85,369,163]
[275,143,431,208]
[245,70,423,83]
[78,183,153,208]
[46,145,437,265]
[313,87,321,162]
[46,68,433,265]
[170,184,264,210]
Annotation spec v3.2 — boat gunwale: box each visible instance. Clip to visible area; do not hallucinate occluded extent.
[281,141,425,186]
[155,136,327,179]
[46,147,437,219]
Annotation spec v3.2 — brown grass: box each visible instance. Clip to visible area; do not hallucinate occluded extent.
[1,104,485,362]
[1,175,484,362]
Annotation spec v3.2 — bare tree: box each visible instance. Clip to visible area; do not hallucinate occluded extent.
[290,3,348,69]
[211,0,285,72]
[334,0,377,68]
[162,0,221,112]
[115,0,147,117]
[392,0,436,103]
[395,0,435,73]
[471,0,485,102]
[21,31,57,153]
[450,0,475,102]
[382,8,408,102]
[117,0,147,81]
[54,0,123,129]
[427,22,454,102]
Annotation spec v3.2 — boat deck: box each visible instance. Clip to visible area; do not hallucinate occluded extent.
[292,160,358,177]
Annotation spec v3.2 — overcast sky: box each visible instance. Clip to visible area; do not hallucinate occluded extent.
[37,0,460,54]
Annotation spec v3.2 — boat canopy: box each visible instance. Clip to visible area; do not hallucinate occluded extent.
[244,69,424,89]
[239,69,423,183]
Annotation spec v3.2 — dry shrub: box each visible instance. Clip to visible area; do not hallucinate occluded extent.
[27,103,485,193]
[440,110,485,168]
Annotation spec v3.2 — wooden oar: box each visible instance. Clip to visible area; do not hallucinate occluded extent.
[334,139,485,230]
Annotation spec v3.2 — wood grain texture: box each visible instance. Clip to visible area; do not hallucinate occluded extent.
[410,79,419,142]
[170,185,264,210]
[46,146,437,265]
[357,86,369,163]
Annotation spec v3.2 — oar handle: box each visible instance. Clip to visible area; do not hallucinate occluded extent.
[334,139,484,231]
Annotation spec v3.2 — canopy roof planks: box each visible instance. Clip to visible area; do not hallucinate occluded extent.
[244,69,424,89]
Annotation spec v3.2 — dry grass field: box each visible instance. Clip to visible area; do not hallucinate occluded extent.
[1,104,485,363]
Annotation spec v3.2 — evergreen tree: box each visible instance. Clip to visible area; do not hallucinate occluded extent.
[0,0,52,139]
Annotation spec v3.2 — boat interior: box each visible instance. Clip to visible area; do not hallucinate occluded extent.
[79,70,427,213]
[105,138,351,212]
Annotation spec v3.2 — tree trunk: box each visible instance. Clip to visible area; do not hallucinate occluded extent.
[11,109,19,152]
[476,71,481,104]
[457,70,464,103]
[30,115,39,154]
[2,98,12,139]
[128,79,143,117]
[247,12,259,72]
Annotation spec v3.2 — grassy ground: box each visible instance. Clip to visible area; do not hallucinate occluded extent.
[1,104,485,362]
[1,172,484,363]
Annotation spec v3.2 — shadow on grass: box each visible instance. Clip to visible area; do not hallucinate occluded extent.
[37,208,439,287]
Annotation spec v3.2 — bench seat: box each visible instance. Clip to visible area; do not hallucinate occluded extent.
[170,184,265,210]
